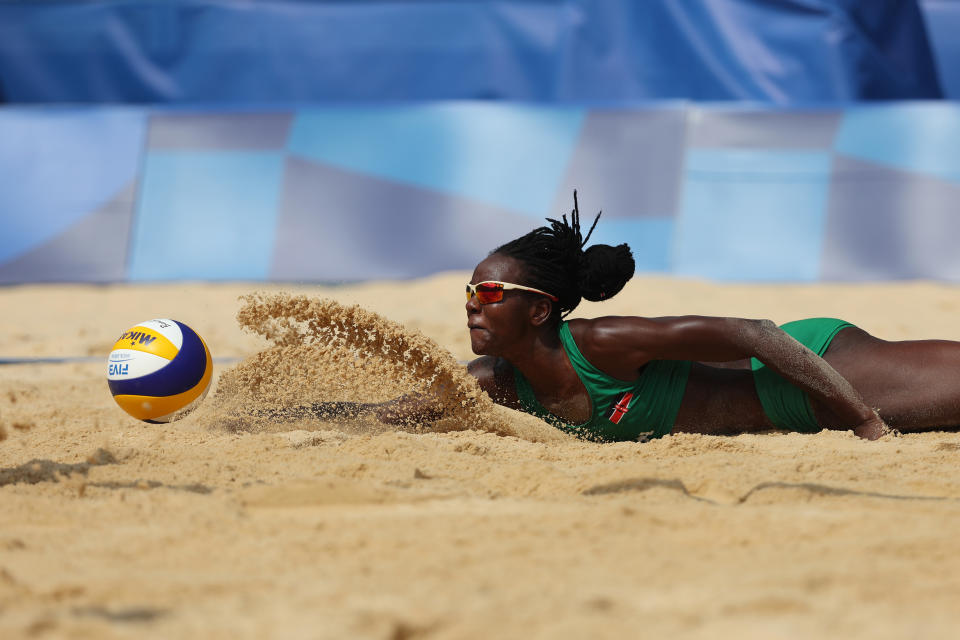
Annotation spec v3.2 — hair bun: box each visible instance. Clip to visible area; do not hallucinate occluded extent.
[578,243,635,302]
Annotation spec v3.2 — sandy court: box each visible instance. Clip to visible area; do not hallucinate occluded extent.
[2,275,960,639]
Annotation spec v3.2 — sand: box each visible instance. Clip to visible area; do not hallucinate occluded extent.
[2,274,960,639]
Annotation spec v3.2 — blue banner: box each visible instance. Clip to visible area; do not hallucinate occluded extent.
[922,0,960,99]
[0,0,943,104]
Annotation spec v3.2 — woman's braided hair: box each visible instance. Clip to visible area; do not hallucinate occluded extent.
[492,191,635,319]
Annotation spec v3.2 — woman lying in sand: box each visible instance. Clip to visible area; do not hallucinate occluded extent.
[317,195,960,442]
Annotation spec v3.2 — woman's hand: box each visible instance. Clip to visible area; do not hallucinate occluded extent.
[853,412,895,440]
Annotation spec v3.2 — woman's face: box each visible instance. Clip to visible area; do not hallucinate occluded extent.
[466,253,544,356]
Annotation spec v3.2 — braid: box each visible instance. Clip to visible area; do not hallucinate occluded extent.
[493,191,635,319]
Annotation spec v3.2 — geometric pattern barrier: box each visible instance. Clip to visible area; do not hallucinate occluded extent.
[3,103,960,283]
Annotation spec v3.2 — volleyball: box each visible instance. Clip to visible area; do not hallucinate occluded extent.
[107,319,213,423]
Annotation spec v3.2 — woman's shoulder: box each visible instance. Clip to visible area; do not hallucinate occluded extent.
[565,316,654,347]
[565,316,662,379]
[466,356,520,408]
[566,315,687,345]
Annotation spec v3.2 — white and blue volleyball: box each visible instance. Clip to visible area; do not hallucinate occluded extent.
[107,319,213,423]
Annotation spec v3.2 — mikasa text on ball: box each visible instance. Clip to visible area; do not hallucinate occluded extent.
[107,319,213,423]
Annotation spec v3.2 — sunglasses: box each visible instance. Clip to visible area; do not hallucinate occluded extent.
[466,280,559,305]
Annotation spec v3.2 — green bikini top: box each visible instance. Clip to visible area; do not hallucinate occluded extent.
[512,321,691,442]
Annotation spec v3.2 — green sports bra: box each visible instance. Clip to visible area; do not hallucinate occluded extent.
[512,322,691,442]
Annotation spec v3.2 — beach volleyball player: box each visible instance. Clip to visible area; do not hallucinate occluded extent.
[324,194,960,442]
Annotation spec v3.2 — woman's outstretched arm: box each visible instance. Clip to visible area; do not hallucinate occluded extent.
[249,395,444,426]
[250,357,515,427]
[580,316,890,439]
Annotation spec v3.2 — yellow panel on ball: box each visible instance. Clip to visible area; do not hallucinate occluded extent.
[110,325,180,360]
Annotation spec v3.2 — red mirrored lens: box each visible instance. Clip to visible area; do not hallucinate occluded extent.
[475,283,504,304]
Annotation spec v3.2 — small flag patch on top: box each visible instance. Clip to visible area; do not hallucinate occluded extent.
[605,391,634,424]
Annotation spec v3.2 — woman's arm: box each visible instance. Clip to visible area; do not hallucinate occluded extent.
[262,356,516,426]
[253,393,445,426]
[579,316,888,438]
[465,355,520,409]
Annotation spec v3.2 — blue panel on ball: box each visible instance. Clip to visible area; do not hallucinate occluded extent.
[108,321,208,397]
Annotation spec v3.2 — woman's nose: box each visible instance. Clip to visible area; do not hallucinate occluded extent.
[465,294,481,313]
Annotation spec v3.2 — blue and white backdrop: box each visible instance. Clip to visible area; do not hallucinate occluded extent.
[2,103,960,284]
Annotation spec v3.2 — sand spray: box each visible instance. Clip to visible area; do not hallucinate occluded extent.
[204,292,567,442]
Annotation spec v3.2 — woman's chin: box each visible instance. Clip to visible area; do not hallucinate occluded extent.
[469,332,492,355]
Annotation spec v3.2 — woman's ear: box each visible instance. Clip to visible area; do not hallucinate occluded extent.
[529,298,554,327]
